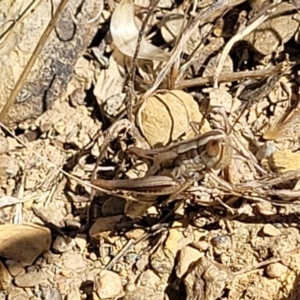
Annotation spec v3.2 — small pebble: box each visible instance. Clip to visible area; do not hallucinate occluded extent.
[93,261,102,269]
[193,217,207,228]
[65,219,81,230]
[53,236,74,253]
[95,270,123,299]
[26,266,37,273]
[69,88,86,107]
[125,228,145,240]
[40,285,62,300]
[119,269,127,278]
[7,288,28,300]
[75,234,87,252]
[102,256,111,265]
[256,203,276,215]
[211,235,231,249]
[6,260,25,277]
[263,224,281,237]
[193,241,209,251]
[125,283,136,293]
[176,246,203,278]
[89,253,97,261]
[62,253,86,272]
[0,261,11,290]
[65,291,81,300]
[15,271,45,287]
[273,223,283,229]
[60,269,73,278]
[0,136,9,154]
[266,263,288,278]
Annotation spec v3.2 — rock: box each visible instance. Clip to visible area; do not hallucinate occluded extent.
[7,288,30,300]
[64,219,81,230]
[89,253,97,261]
[184,257,234,300]
[137,270,160,289]
[0,261,12,290]
[5,260,25,277]
[89,215,123,242]
[176,246,203,278]
[164,221,193,256]
[95,270,123,299]
[136,90,206,147]
[0,224,51,266]
[263,224,281,237]
[74,234,87,252]
[52,236,75,253]
[244,3,298,56]
[40,285,62,300]
[0,0,101,125]
[62,253,86,272]
[0,137,8,155]
[123,287,164,300]
[150,247,174,278]
[65,291,81,300]
[192,241,209,251]
[124,228,145,240]
[266,263,288,278]
[35,208,65,228]
[0,155,19,187]
[15,271,45,287]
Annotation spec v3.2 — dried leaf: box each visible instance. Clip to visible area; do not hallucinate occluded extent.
[136,90,210,147]
[160,9,201,55]
[0,196,26,208]
[161,10,185,43]
[264,107,300,140]
[137,94,173,147]
[267,149,300,173]
[94,53,126,106]
[110,0,170,61]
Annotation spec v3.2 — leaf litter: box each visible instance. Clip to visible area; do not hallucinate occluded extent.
[1,0,300,299]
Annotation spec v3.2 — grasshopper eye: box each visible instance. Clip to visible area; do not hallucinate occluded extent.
[206,140,220,157]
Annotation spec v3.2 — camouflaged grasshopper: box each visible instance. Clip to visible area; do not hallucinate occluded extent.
[92,129,232,201]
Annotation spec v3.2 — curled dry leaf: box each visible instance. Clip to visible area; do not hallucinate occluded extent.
[136,90,210,147]
[160,9,201,55]
[160,10,185,44]
[267,149,300,173]
[264,107,300,140]
[110,0,170,61]
[94,52,127,106]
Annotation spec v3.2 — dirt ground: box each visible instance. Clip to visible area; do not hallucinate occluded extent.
[1,0,300,299]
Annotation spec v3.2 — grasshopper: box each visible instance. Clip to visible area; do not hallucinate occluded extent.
[92,128,233,202]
